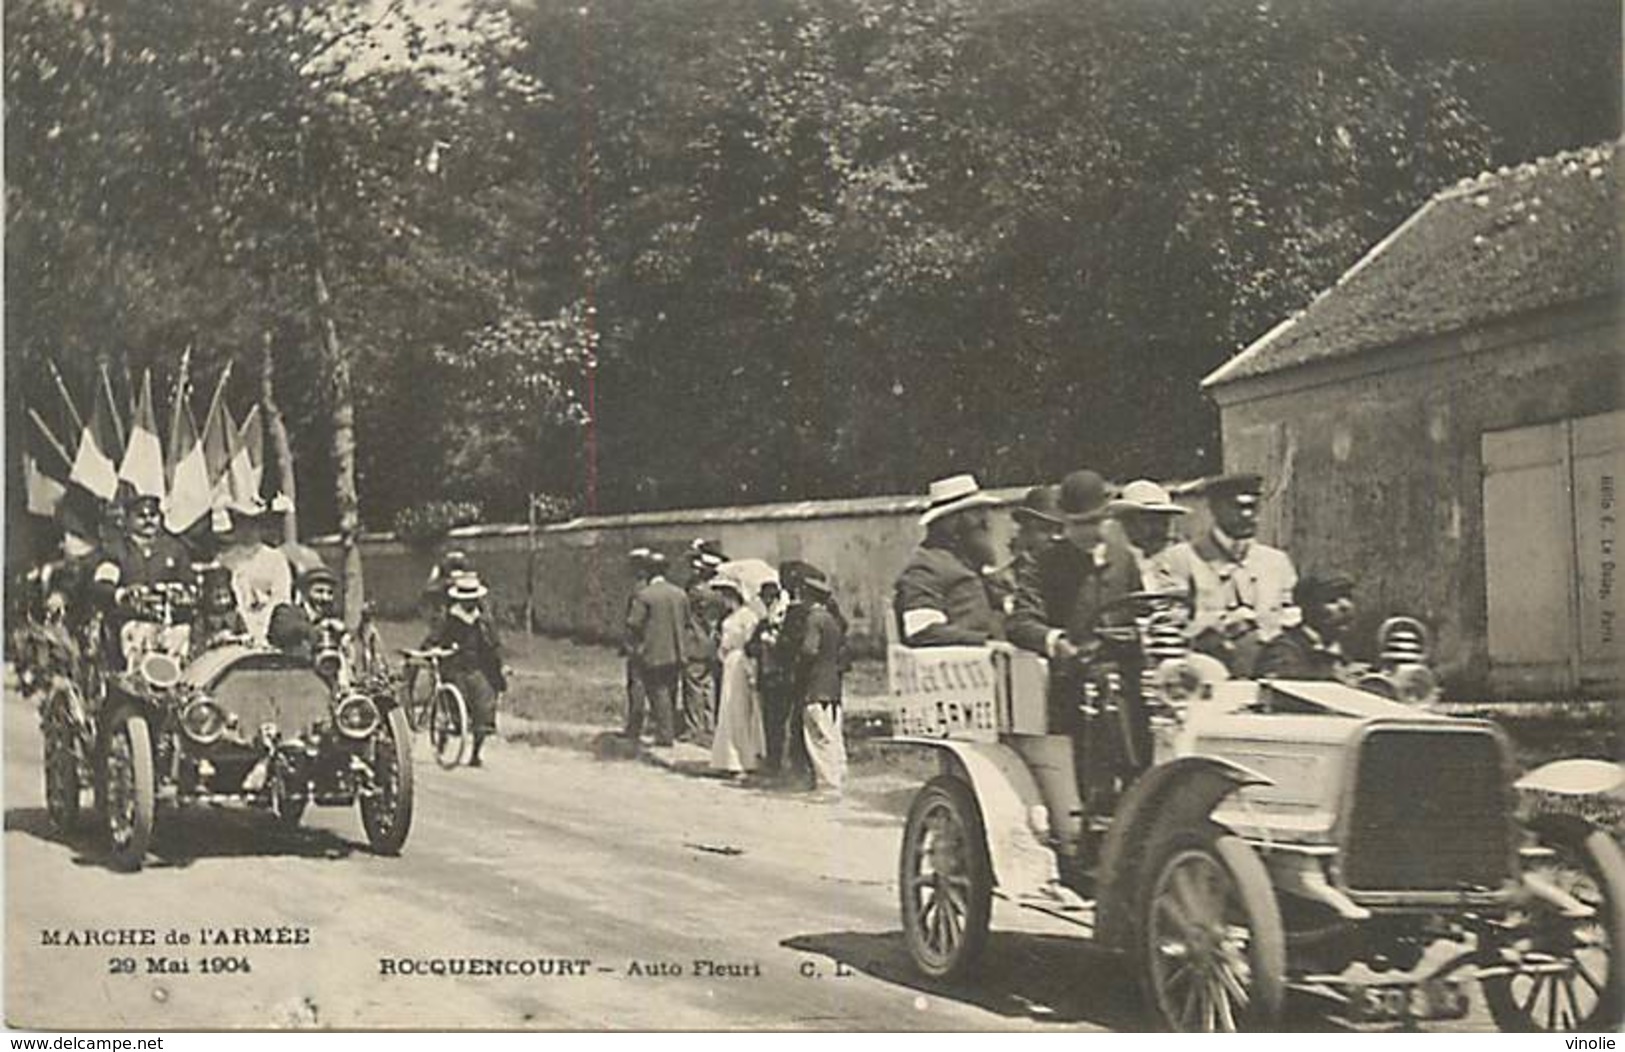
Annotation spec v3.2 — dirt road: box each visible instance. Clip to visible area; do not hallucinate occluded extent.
[6,689,1140,1031]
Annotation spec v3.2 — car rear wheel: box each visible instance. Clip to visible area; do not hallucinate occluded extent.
[1142,830,1285,1032]
[42,683,87,832]
[360,706,414,855]
[102,707,155,872]
[1484,824,1624,1032]
[430,684,471,769]
[899,775,992,981]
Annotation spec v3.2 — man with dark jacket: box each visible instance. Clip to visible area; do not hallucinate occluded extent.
[1008,470,1146,809]
[894,474,1005,646]
[625,552,688,747]
[88,494,195,669]
[797,569,847,798]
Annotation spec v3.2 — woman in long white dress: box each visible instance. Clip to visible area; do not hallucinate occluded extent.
[709,576,765,776]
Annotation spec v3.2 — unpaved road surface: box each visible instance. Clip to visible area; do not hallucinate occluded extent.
[5,683,1495,1031]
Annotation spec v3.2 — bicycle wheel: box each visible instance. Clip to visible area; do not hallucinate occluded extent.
[430,684,471,769]
[402,666,433,733]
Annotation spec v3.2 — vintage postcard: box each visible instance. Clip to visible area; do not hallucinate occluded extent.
[4,0,1620,1035]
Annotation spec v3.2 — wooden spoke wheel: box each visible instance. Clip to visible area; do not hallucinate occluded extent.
[899,776,992,981]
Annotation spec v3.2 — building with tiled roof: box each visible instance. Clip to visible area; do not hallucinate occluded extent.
[1204,141,1622,699]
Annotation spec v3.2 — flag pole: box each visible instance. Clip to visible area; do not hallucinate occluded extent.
[100,362,128,451]
[28,407,73,468]
[46,358,85,435]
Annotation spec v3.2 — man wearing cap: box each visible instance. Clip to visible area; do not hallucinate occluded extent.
[1152,473,1299,678]
[626,551,687,748]
[1106,479,1188,589]
[218,500,294,647]
[1258,573,1357,682]
[88,493,196,669]
[893,474,1005,647]
[267,565,342,663]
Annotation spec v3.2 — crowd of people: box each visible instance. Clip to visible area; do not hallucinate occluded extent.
[894,467,1364,682]
[621,542,849,800]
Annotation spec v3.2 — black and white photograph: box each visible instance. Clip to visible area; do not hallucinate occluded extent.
[2,0,1621,1036]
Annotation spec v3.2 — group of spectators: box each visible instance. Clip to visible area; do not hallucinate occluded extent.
[622,542,848,798]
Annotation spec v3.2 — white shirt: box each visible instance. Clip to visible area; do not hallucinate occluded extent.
[221,543,293,646]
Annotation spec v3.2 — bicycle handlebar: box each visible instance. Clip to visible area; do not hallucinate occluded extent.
[400,646,458,662]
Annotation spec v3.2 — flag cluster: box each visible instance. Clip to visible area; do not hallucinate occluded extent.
[25,360,275,540]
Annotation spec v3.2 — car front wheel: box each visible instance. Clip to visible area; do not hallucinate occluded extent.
[898,775,992,982]
[1484,823,1624,1032]
[1141,829,1285,1031]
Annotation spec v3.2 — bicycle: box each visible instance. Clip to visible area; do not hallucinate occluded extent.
[397,646,471,769]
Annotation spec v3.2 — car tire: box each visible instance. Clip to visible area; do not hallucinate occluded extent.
[360,706,414,856]
[1484,823,1624,1032]
[1140,828,1285,1031]
[103,706,155,872]
[899,775,993,982]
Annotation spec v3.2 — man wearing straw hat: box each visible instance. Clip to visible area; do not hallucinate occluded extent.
[893,474,1005,647]
[1104,479,1188,590]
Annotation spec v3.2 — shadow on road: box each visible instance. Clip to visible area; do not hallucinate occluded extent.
[782,928,1146,1027]
[784,928,1348,1031]
[6,804,360,872]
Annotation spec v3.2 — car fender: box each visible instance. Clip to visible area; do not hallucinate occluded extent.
[1095,755,1273,952]
[1516,758,1625,835]
[891,737,1061,897]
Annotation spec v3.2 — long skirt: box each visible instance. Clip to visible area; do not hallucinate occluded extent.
[710,652,765,774]
[448,668,499,736]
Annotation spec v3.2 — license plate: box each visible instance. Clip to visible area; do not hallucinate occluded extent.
[1346,978,1468,1024]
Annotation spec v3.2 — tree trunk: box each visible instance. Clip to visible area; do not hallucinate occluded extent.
[312,261,364,631]
[260,331,299,544]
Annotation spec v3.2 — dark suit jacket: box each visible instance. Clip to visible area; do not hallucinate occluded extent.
[894,544,1003,646]
[627,577,689,669]
[1007,538,1141,655]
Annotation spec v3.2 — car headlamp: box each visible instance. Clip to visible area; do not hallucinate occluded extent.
[1391,663,1439,705]
[140,651,182,691]
[179,696,227,745]
[1152,657,1205,703]
[334,692,381,740]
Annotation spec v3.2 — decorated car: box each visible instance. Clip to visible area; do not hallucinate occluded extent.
[886,603,1622,1032]
[96,624,414,871]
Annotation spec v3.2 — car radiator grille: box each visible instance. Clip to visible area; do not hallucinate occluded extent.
[1340,727,1512,893]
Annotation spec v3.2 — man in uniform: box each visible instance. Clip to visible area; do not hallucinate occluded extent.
[894,474,1005,647]
[1152,473,1298,677]
[1007,470,1145,810]
[88,493,195,669]
[1258,572,1357,682]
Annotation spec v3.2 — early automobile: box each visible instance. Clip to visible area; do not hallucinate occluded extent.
[886,604,1622,1032]
[94,595,414,871]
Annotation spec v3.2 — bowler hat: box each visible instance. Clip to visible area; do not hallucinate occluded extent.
[1057,470,1112,522]
[300,565,338,591]
[920,474,1000,527]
